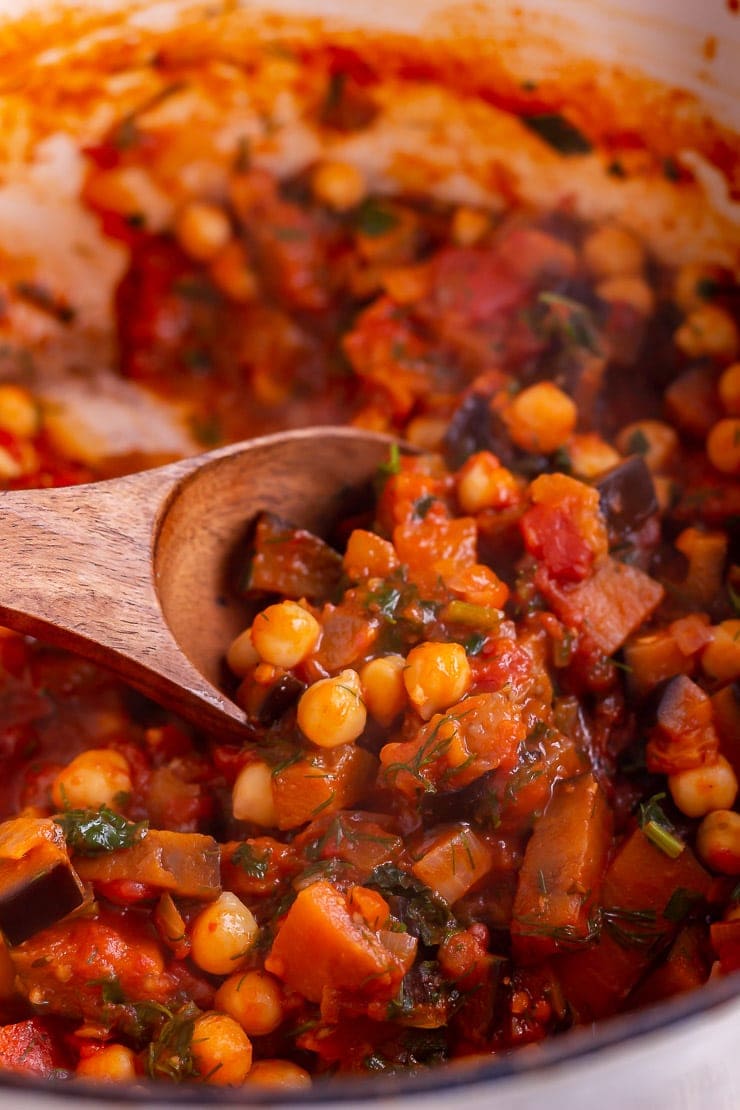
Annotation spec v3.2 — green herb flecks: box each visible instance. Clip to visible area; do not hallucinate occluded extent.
[55,805,148,857]
[602,906,662,950]
[439,599,502,632]
[145,1003,199,1082]
[366,864,456,945]
[356,199,399,238]
[231,842,270,881]
[639,793,685,860]
[522,113,592,155]
[538,291,601,355]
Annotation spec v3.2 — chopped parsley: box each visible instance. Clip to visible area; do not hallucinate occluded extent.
[54,805,148,856]
[231,842,270,880]
[522,113,592,155]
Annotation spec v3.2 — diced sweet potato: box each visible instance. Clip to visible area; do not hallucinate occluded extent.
[265,881,414,1003]
[412,826,493,905]
[75,830,220,900]
[512,773,611,962]
[272,746,377,830]
[540,557,664,655]
[556,828,711,1020]
[624,631,691,698]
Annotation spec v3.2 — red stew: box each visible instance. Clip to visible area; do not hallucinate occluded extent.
[0,65,737,1091]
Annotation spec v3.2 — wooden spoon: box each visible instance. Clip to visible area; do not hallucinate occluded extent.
[0,427,403,735]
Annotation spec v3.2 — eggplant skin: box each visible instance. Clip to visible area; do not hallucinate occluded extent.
[0,863,85,947]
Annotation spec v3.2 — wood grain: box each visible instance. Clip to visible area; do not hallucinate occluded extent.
[0,427,401,736]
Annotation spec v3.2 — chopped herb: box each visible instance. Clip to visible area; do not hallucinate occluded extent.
[55,805,148,856]
[538,291,601,354]
[113,115,140,150]
[231,842,270,880]
[638,793,684,859]
[145,1003,199,1082]
[626,428,650,456]
[173,277,222,305]
[355,199,399,238]
[413,495,436,520]
[463,632,486,656]
[310,791,336,817]
[520,79,538,92]
[551,446,572,473]
[663,887,703,924]
[439,600,502,631]
[189,415,223,447]
[522,113,592,155]
[377,443,401,482]
[607,159,627,179]
[366,864,455,945]
[602,907,662,949]
[87,976,126,1005]
[728,581,740,617]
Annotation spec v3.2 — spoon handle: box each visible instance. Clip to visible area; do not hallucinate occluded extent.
[0,461,247,733]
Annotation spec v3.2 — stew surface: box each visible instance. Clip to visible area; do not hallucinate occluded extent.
[0,38,737,1091]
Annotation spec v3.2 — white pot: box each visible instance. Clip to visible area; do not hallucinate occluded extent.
[0,2,738,1106]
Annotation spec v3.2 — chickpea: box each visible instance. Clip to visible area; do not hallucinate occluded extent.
[231,761,277,827]
[505,382,577,455]
[696,810,740,875]
[297,668,367,747]
[190,1011,252,1086]
[251,601,320,668]
[343,530,399,580]
[706,418,740,474]
[360,655,407,726]
[0,447,22,480]
[616,419,678,473]
[668,755,738,819]
[51,749,131,811]
[226,627,260,677]
[210,241,259,303]
[582,224,645,280]
[76,1044,137,1082]
[246,1059,312,1089]
[311,161,366,211]
[450,206,490,247]
[456,451,520,512]
[403,642,471,721]
[718,364,740,416]
[675,304,739,362]
[404,416,448,451]
[175,201,232,263]
[215,970,284,1036]
[0,385,39,438]
[190,892,259,976]
[596,275,655,316]
[567,434,621,479]
[702,621,740,683]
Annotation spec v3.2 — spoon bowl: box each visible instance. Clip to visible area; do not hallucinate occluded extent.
[0,427,403,735]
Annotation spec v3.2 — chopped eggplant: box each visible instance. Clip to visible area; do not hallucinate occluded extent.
[594,455,658,545]
[258,673,306,725]
[420,771,499,826]
[0,818,85,946]
[239,512,343,602]
[75,829,220,900]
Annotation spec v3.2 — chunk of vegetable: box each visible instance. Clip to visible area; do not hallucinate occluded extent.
[412,826,492,905]
[272,745,376,830]
[512,773,611,961]
[540,557,664,655]
[240,513,342,602]
[75,830,220,900]
[0,817,85,946]
[265,881,415,1003]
